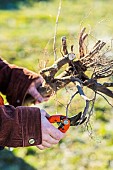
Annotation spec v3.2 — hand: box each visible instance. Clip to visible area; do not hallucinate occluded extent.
[37,110,65,150]
[27,76,49,104]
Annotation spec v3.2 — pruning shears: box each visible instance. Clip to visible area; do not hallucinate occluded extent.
[48,112,86,133]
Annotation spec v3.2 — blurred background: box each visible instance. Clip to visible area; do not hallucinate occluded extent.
[0,0,113,170]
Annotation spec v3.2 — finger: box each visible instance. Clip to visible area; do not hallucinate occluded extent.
[41,141,52,148]
[40,109,50,118]
[37,140,57,150]
[43,134,59,145]
[34,76,44,87]
[47,125,65,141]
[31,88,50,103]
[37,145,47,150]
[35,97,49,104]
[31,88,44,103]
[43,97,50,101]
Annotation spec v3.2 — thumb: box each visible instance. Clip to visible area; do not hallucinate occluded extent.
[32,87,44,103]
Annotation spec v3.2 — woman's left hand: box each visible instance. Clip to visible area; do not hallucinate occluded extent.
[27,76,49,104]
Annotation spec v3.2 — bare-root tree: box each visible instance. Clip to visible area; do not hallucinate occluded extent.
[26,28,113,124]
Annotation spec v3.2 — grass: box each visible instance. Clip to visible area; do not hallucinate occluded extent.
[0,0,113,169]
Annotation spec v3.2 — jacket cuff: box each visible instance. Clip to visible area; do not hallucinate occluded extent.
[1,106,42,147]
[20,106,42,147]
[6,67,39,107]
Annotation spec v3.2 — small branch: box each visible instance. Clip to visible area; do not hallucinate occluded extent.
[66,91,79,117]
[83,79,113,98]
[40,53,76,78]
[53,0,62,61]
[79,27,88,58]
[80,40,106,68]
[75,81,91,122]
[82,100,90,120]
[96,92,113,108]
[103,82,113,87]
[85,92,97,126]
[61,36,68,55]
[75,82,90,100]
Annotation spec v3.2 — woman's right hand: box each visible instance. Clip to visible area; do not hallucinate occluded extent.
[37,109,65,150]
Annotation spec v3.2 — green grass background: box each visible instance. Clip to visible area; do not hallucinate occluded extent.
[0,0,113,170]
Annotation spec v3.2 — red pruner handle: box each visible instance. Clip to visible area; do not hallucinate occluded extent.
[48,115,70,133]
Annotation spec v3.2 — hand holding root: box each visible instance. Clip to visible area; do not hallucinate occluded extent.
[27,76,50,104]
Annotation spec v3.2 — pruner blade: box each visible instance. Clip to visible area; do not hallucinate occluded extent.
[69,112,87,126]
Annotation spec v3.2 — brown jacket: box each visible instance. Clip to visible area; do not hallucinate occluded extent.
[0,58,42,147]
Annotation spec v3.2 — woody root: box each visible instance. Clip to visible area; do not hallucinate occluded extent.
[26,27,113,125]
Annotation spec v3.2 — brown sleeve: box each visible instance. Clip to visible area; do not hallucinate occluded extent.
[0,105,42,147]
[0,58,39,107]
